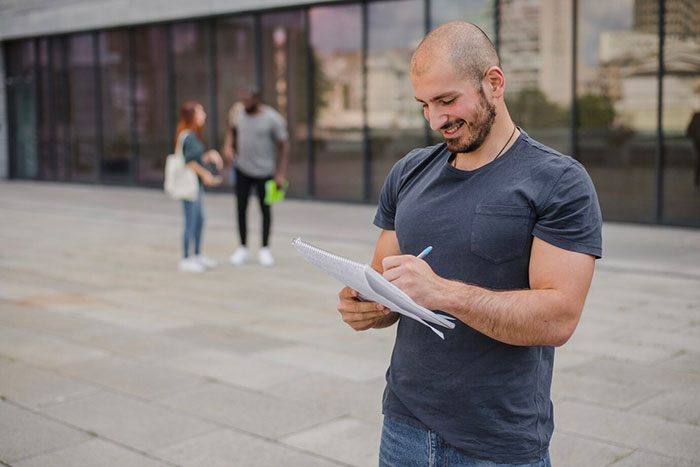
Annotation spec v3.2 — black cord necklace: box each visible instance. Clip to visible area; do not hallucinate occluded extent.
[452,124,517,168]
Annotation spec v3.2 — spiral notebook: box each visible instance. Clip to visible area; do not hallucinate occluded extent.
[292,237,455,339]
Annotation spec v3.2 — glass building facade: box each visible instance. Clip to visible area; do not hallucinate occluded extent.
[3,0,699,226]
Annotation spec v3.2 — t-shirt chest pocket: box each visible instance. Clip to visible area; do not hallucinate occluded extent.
[470,204,533,264]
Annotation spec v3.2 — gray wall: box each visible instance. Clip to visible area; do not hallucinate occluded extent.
[0,0,341,40]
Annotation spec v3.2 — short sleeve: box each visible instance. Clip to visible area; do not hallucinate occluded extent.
[271,111,288,142]
[373,161,403,231]
[532,161,603,258]
[182,133,201,164]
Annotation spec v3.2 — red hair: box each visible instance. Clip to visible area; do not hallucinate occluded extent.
[175,101,204,149]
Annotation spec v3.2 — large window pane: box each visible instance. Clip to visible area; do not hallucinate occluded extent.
[368,0,424,201]
[261,10,308,197]
[134,25,168,183]
[6,40,38,179]
[99,30,131,182]
[67,33,98,182]
[309,5,363,201]
[173,21,210,147]
[577,0,657,222]
[216,15,255,188]
[662,0,700,226]
[500,0,572,155]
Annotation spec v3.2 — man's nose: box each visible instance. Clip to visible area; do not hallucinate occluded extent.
[426,107,448,131]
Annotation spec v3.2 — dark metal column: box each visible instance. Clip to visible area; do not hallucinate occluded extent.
[655,0,665,222]
[93,32,104,182]
[128,29,139,183]
[166,24,176,151]
[254,14,263,89]
[48,38,57,179]
[33,39,42,180]
[305,8,315,198]
[362,1,371,202]
[208,19,218,150]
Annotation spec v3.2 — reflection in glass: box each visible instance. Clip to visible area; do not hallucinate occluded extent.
[500,0,572,155]
[99,30,131,182]
[68,33,98,182]
[216,15,255,188]
[133,25,169,183]
[262,11,308,197]
[662,0,700,226]
[368,0,425,201]
[6,40,38,179]
[309,4,363,201]
[173,21,210,147]
[577,0,657,222]
[431,0,495,36]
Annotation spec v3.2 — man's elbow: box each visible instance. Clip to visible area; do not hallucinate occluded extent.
[551,306,584,347]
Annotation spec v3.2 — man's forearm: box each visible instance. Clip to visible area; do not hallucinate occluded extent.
[436,280,580,347]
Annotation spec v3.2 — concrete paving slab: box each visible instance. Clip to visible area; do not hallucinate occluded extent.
[555,399,700,461]
[610,450,700,467]
[57,355,205,401]
[548,431,631,467]
[13,438,172,467]
[280,416,381,467]
[255,344,389,382]
[0,401,89,464]
[263,373,385,425]
[0,357,99,409]
[631,389,700,426]
[41,391,217,452]
[163,323,294,355]
[165,348,306,390]
[153,428,345,467]
[157,382,338,440]
[0,326,108,368]
[551,372,661,410]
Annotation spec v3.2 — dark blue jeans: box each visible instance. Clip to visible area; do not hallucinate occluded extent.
[182,185,204,258]
[379,417,551,467]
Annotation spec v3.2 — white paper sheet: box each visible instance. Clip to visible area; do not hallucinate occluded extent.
[292,237,455,339]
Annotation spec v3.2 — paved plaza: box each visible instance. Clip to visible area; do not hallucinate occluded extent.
[1,180,699,467]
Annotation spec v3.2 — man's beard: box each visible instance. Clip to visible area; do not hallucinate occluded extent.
[245,103,259,114]
[442,87,496,154]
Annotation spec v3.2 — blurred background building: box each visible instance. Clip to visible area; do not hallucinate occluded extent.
[1,0,698,226]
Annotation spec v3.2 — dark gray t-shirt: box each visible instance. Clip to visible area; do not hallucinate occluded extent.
[373,131,602,463]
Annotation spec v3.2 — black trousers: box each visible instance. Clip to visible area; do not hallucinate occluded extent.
[235,169,272,247]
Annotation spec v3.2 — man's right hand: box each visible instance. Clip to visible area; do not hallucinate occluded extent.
[337,286,391,331]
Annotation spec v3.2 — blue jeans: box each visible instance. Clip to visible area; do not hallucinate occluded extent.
[182,185,204,258]
[379,417,551,467]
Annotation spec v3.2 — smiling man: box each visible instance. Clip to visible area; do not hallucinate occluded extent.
[337,21,602,466]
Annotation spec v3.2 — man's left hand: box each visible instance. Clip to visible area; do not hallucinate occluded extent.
[274,174,286,188]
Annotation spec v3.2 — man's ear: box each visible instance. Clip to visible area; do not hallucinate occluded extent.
[483,66,505,99]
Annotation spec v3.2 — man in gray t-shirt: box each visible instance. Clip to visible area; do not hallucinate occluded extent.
[337,21,602,466]
[224,87,288,267]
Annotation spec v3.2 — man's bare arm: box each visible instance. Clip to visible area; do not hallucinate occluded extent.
[382,237,595,346]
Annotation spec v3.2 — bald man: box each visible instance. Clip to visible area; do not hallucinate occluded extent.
[337,21,602,466]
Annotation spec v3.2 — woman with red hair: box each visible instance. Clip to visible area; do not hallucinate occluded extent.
[176,101,223,273]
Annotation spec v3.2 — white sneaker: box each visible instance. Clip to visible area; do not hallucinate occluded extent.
[258,247,274,267]
[193,254,217,269]
[179,257,205,273]
[229,246,250,266]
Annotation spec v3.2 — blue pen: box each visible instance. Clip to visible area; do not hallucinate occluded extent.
[416,246,433,259]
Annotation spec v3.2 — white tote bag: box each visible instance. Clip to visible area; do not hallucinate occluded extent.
[164,130,199,201]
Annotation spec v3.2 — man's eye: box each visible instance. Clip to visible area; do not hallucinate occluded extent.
[441,98,455,105]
